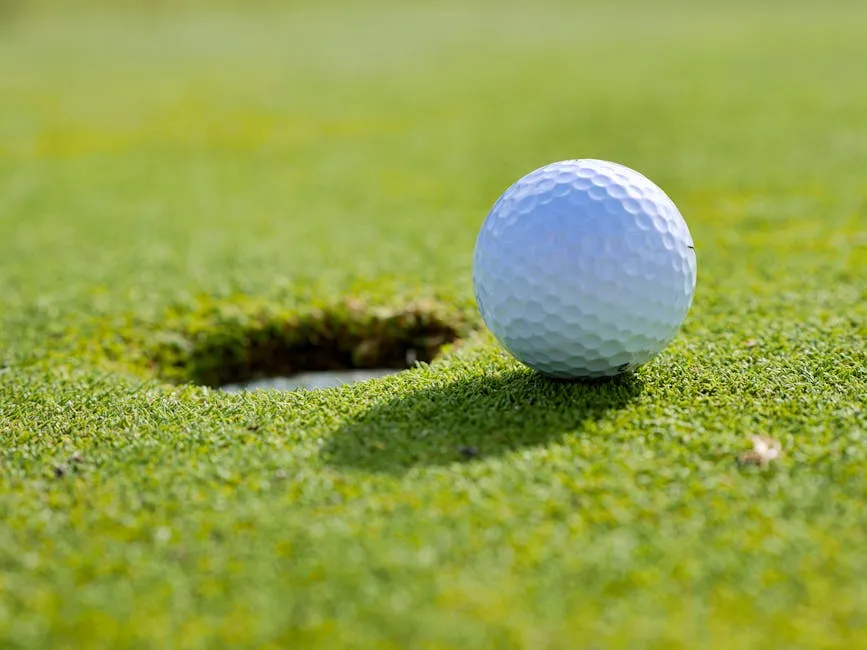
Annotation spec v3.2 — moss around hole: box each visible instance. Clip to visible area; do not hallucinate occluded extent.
[144,297,476,389]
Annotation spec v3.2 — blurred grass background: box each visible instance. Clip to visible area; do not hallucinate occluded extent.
[2,0,865,312]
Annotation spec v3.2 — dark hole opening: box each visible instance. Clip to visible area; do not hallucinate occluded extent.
[149,302,473,390]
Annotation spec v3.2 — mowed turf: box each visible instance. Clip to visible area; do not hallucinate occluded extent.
[1,1,866,647]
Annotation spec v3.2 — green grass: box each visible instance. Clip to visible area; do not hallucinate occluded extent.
[1,1,866,647]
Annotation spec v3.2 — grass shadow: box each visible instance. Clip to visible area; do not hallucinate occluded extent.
[322,369,643,474]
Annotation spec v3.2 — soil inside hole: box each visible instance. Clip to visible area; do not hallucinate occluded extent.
[147,298,475,389]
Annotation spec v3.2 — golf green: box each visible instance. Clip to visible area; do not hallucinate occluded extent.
[1,2,865,647]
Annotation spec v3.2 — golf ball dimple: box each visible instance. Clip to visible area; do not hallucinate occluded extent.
[472,159,697,379]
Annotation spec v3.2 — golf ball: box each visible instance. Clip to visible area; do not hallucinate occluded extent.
[473,159,697,379]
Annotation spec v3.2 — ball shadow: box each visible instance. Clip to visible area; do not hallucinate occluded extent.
[321,369,644,474]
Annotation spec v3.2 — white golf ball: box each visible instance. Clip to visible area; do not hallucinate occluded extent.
[473,159,697,379]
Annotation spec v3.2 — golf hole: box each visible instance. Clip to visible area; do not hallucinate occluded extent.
[146,298,474,391]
